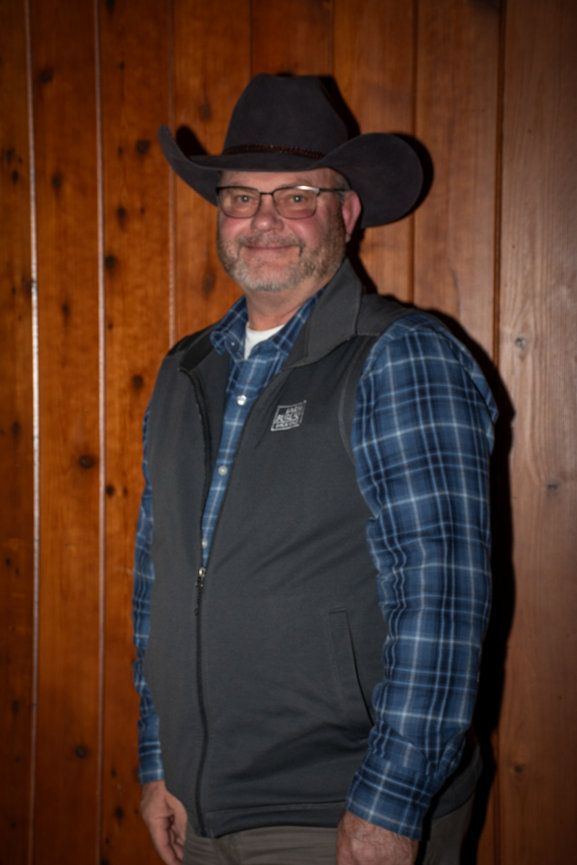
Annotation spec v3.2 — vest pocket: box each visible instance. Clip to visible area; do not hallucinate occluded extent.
[327,608,374,734]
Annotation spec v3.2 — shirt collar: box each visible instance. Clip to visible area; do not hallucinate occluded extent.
[210,291,321,361]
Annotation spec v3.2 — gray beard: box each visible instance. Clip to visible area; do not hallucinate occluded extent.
[218,251,317,294]
[216,221,346,295]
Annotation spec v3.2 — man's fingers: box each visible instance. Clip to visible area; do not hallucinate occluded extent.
[150,821,181,865]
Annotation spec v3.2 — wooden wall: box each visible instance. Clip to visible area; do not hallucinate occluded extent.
[1,1,575,863]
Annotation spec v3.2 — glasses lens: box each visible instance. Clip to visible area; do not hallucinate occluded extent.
[274,187,317,218]
[218,187,260,217]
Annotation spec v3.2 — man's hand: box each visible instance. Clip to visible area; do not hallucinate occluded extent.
[140,780,187,865]
[337,811,418,865]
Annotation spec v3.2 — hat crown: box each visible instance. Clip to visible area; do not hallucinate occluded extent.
[222,75,349,157]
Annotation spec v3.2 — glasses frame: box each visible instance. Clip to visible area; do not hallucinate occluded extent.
[215,184,349,219]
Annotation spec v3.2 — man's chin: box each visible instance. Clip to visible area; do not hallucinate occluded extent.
[233,263,305,294]
[242,281,290,294]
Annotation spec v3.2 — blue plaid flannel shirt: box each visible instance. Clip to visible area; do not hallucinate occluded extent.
[133,293,497,839]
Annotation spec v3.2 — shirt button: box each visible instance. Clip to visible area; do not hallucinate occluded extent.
[201,537,208,549]
[236,394,248,406]
[217,465,229,477]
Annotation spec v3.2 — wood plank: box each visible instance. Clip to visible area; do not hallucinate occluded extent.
[30,0,101,861]
[250,0,333,76]
[497,0,577,861]
[98,2,172,862]
[172,0,251,339]
[0,2,34,864]
[334,0,415,301]
[414,0,501,358]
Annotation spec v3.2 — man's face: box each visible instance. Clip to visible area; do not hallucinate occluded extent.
[216,168,360,300]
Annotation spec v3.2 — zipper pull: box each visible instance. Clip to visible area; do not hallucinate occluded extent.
[194,566,207,616]
[196,566,207,590]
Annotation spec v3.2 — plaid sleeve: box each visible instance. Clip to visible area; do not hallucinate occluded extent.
[347,314,497,839]
[132,410,164,783]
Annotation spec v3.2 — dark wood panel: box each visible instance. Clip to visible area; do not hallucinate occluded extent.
[250,0,333,76]
[334,0,415,301]
[98,1,172,861]
[172,0,251,339]
[497,0,577,861]
[30,0,101,861]
[414,0,500,358]
[0,3,34,864]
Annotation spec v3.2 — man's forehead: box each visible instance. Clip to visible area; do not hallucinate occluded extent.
[219,167,343,188]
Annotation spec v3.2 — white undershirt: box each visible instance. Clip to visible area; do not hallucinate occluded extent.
[244,324,284,359]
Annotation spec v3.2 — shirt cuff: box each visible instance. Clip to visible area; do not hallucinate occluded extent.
[137,711,165,784]
[137,743,165,785]
[345,750,437,840]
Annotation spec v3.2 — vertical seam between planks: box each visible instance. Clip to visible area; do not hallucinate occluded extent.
[168,0,176,347]
[249,0,254,77]
[24,1,39,862]
[487,9,507,865]
[93,1,106,862]
[329,0,334,80]
[410,0,420,305]
[491,10,509,865]
[492,1,507,371]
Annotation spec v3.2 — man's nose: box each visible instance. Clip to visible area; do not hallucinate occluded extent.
[250,193,283,229]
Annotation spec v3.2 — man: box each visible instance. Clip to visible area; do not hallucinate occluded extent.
[133,75,497,865]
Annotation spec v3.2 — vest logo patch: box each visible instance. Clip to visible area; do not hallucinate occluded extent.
[270,400,307,432]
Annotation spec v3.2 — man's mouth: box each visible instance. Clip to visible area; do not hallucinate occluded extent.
[239,236,301,252]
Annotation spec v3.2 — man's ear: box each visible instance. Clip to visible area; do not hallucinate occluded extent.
[341,191,362,241]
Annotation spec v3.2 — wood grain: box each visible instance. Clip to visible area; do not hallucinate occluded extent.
[414,0,501,358]
[497,0,577,861]
[30,0,101,861]
[0,2,34,864]
[98,1,172,861]
[334,0,416,301]
[251,0,333,76]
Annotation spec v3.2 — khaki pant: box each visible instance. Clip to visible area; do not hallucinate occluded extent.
[183,795,474,865]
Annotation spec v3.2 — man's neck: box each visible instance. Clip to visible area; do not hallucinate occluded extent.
[243,269,339,330]
[245,295,310,330]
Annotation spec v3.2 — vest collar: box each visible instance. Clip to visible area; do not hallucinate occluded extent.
[286,258,363,368]
[178,257,364,374]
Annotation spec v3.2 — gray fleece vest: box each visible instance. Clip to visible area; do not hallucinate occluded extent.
[143,261,480,837]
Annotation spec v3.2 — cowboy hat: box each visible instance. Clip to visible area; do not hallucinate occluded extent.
[158,74,422,228]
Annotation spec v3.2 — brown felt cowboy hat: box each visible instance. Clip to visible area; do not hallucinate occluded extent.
[158,74,422,228]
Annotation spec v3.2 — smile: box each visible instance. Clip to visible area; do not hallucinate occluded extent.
[240,244,300,258]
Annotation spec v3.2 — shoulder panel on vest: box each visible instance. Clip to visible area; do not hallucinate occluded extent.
[356,292,413,336]
[167,325,213,359]
[338,296,414,463]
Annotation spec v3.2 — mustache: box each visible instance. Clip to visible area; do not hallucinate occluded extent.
[238,235,303,250]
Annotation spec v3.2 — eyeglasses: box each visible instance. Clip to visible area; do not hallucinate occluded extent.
[216,185,348,219]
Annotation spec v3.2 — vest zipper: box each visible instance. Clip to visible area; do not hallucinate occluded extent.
[186,372,212,837]
[193,562,208,835]
[184,365,291,834]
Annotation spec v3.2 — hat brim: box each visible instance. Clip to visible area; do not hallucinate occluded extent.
[158,126,422,228]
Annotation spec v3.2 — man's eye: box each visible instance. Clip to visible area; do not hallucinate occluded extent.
[283,190,313,205]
